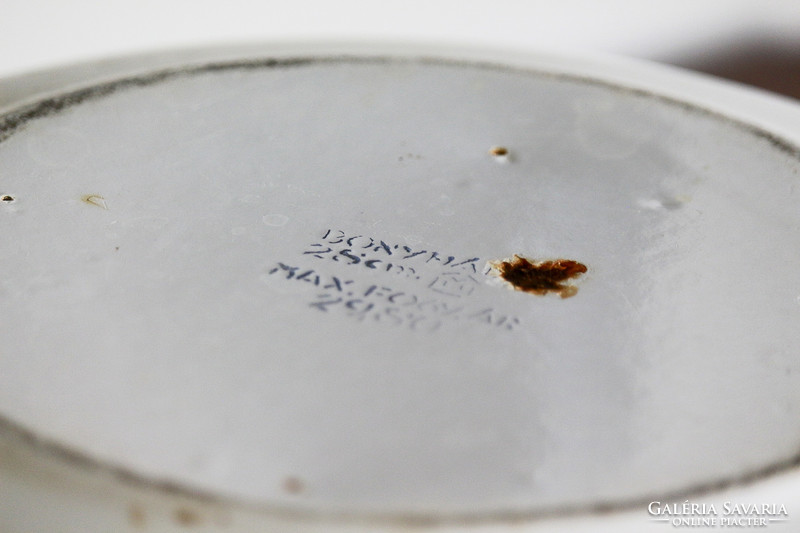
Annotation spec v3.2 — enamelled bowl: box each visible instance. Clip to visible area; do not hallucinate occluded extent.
[1,43,800,532]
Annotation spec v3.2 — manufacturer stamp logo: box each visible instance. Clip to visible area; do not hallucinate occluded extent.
[263,228,521,333]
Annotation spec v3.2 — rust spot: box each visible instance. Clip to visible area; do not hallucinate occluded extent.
[492,255,587,298]
[81,194,107,209]
[1,195,13,202]
[283,476,305,494]
[174,507,201,526]
[128,503,146,528]
[489,146,508,156]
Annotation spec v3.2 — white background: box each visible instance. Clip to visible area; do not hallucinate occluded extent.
[2,0,799,85]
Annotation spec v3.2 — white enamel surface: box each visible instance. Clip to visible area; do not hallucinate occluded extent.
[1,46,800,531]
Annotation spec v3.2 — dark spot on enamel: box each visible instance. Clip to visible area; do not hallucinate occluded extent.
[494,255,587,298]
